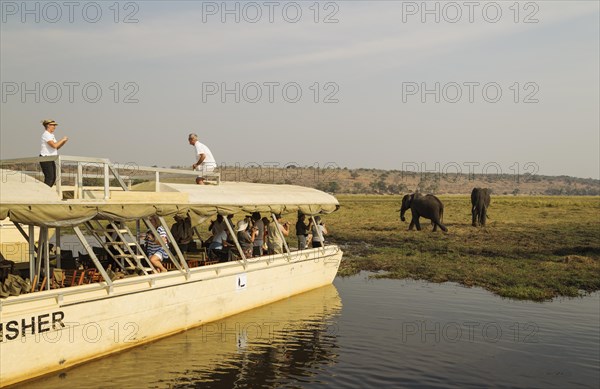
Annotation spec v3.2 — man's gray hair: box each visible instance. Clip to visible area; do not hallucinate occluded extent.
[188,133,198,140]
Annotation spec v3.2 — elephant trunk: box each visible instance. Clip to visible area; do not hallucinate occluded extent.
[400,207,408,222]
[400,194,412,223]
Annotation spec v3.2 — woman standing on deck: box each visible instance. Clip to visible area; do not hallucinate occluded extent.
[39,119,68,187]
[145,216,169,273]
[311,216,328,248]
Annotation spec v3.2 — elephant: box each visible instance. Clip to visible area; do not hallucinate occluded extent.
[471,187,491,227]
[400,193,447,232]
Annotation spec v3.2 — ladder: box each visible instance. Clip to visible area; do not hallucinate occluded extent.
[83,220,155,275]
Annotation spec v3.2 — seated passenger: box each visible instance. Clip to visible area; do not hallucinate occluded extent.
[208,229,229,261]
[145,216,169,273]
[209,214,226,236]
[236,220,256,258]
[171,215,193,253]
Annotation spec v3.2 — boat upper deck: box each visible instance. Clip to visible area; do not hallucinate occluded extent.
[0,155,339,227]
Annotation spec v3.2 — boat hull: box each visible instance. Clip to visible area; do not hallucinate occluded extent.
[0,246,342,387]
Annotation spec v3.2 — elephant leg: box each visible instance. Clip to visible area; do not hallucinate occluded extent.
[472,208,477,227]
[408,220,415,230]
[414,217,422,231]
[431,217,446,232]
[480,206,487,226]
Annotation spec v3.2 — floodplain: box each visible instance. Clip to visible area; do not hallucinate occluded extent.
[330,195,600,301]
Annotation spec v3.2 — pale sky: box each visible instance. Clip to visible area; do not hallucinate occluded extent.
[1,1,598,179]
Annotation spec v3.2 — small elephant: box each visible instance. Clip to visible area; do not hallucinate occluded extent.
[400,193,447,232]
[471,187,491,227]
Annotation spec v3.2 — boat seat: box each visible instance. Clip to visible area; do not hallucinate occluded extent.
[208,248,229,262]
[83,269,103,284]
[30,274,47,292]
[185,250,207,262]
[164,262,174,271]
[54,269,85,288]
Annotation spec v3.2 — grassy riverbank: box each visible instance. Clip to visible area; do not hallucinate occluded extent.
[325,195,600,301]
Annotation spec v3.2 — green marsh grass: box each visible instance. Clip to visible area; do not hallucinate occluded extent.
[326,195,600,301]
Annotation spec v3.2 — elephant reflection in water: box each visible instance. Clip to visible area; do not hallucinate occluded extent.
[400,193,447,232]
[471,187,491,227]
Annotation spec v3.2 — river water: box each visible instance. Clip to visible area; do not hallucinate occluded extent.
[17,273,599,388]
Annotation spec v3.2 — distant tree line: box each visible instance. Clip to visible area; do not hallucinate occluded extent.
[544,187,600,196]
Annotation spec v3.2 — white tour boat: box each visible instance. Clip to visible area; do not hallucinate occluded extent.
[0,156,342,387]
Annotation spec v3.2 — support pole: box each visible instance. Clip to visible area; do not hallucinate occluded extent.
[13,222,29,242]
[224,216,248,268]
[108,163,128,190]
[28,225,35,282]
[143,218,183,272]
[158,216,190,275]
[77,162,83,199]
[56,155,62,199]
[271,213,292,261]
[103,163,110,200]
[310,216,325,252]
[73,226,113,291]
[35,228,45,290]
[136,220,141,255]
[44,229,51,290]
[56,228,61,268]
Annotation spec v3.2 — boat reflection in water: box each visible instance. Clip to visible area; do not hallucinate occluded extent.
[20,284,342,389]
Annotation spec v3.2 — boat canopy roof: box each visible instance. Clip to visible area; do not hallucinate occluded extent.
[0,169,339,227]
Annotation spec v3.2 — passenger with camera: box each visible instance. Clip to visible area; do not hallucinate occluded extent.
[311,216,328,248]
[267,214,290,255]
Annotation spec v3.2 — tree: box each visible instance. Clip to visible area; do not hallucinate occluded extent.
[327,181,340,193]
[353,182,365,193]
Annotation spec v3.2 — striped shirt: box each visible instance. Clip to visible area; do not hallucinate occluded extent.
[146,226,169,256]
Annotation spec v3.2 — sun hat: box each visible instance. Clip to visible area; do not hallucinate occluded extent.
[236,220,249,232]
[42,120,58,127]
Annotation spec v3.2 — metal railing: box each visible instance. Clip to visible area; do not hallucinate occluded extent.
[0,155,209,200]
